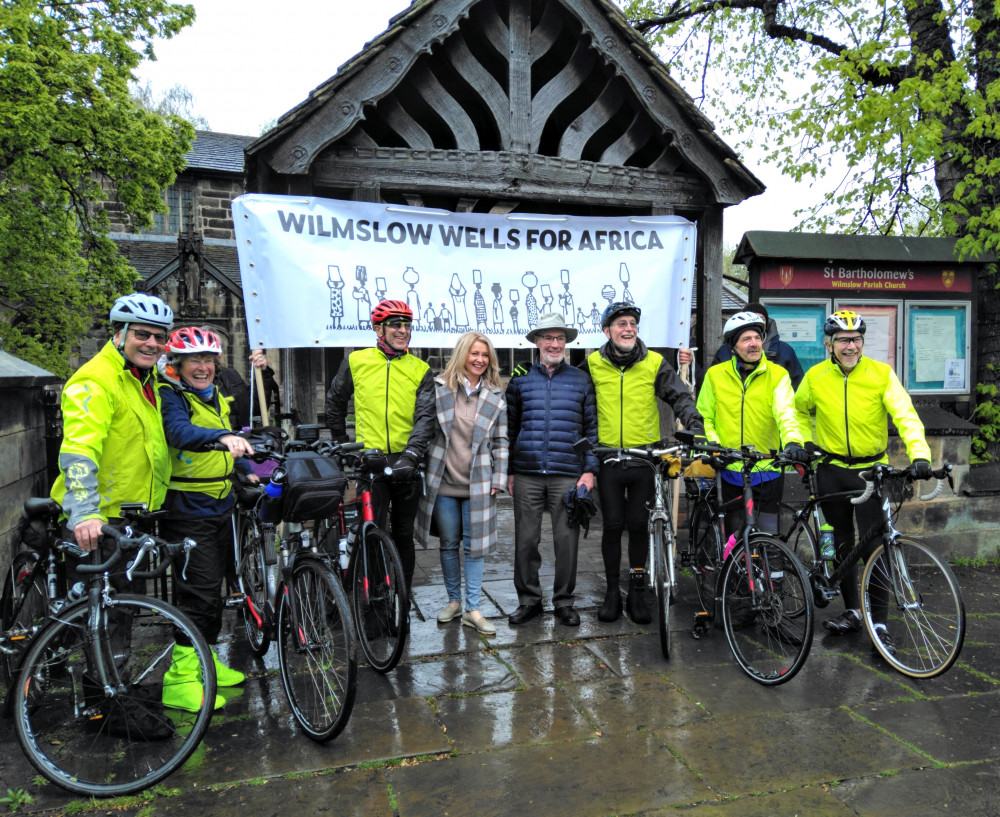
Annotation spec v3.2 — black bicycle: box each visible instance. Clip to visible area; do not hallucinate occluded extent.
[10,524,215,796]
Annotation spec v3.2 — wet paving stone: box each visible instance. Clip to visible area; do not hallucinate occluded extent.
[386,732,708,817]
[570,672,709,734]
[436,686,597,751]
[584,629,733,678]
[853,690,1000,763]
[644,786,858,816]
[499,640,615,687]
[833,761,1000,816]
[354,652,518,700]
[656,706,926,796]
[406,616,499,659]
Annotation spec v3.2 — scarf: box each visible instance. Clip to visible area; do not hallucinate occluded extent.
[601,337,647,370]
[376,336,408,359]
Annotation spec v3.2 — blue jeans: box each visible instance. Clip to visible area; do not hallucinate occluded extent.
[433,495,485,610]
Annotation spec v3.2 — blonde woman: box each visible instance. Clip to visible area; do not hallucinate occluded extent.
[416,332,508,635]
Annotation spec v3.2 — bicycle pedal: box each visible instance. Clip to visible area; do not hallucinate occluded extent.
[224,594,245,609]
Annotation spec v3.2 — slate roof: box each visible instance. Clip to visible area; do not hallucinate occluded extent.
[734,231,995,266]
[184,131,253,175]
[110,234,242,290]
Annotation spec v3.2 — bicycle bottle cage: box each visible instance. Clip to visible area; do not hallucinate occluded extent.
[280,452,348,522]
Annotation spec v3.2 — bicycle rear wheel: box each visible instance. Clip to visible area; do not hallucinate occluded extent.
[277,557,357,741]
[351,526,409,673]
[720,536,813,685]
[239,520,274,657]
[652,519,672,660]
[1,553,48,689]
[690,499,722,613]
[13,594,215,797]
[861,537,965,679]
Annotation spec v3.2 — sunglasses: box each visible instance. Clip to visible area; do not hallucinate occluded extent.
[130,328,168,344]
[384,319,412,329]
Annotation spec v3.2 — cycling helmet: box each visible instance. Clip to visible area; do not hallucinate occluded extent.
[824,310,866,336]
[166,327,223,358]
[109,293,173,329]
[370,299,413,325]
[723,311,766,346]
[601,301,641,328]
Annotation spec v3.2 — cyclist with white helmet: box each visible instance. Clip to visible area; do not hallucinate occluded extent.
[584,302,702,624]
[325,299,435,588]
[49,293,176,738]
[156,326,262,711]
[794,310,931,656]
[697,310,808,539]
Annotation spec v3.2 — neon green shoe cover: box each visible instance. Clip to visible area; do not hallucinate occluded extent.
[162,645,223,711]
[212,649,246,687]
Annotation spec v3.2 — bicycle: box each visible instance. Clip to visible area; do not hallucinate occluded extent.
[575,438,683,660]
[677,430,814,685]
[782,457,964,678]
[9,523,216,797]
[317,443,410,673]
[229,437,358,742]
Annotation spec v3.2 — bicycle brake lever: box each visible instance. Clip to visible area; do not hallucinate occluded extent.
[181,538,196,581]
[126,536,157,582]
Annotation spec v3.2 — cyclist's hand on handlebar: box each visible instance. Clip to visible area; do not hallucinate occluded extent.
[72,518,104,552]
[909,459,933,480]
[782,443,811,464]
[390,450,421,483]
[219,433,255,459]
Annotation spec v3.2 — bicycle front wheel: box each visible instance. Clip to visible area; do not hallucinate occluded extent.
[277,557,357,741]
[861,537,965,679]
[690,499,722,613]
[652,519,672,660]
[12,594,215,797]
[720,536,813,685]
[1,553,48,689]
[239,520,273,657]
[351,526,409,673]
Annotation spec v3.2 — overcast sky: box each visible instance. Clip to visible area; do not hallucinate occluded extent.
[133,0,818,246]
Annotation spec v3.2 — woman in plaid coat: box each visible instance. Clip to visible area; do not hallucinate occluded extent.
[416,332,508,635]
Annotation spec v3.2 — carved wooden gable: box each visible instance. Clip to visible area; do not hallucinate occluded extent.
[248,0,762,212]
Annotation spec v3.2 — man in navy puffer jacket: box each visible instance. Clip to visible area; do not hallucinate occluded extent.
[505,313,599,628]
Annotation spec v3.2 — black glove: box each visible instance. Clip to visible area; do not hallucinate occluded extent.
[910,459,933,480]
[782,443,810,464]
[390,451,420,483]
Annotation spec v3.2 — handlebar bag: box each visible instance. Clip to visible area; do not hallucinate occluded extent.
[282,451,347,522]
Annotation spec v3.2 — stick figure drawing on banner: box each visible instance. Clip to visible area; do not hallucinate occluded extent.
[353,265,371,329]
[375,276,387,302]
[590,302,601,332]
[404,266,422,329]
[491,283,504,333]
[576,308,586,333]
[619,262,633,303]
[541,283,553,314]
[559,269,575,323]
[522,271,539,330]
[449,273,469,330]
[424,302,438,330]
[327,265,345,329]
[473,269,488,332]
[509,289,520,334]
[439,302,453,331]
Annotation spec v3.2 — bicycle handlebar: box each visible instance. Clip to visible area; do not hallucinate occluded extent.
[851,462,954,505]
[71,525,196,582]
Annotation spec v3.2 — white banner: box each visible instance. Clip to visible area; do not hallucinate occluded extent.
[232,195,696,350]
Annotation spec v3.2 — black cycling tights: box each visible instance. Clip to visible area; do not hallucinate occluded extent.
[598,461,654,576]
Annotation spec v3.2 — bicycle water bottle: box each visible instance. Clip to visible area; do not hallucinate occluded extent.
[260,467,286,522]
[722,533,737,561]
[338,535,350,573]
[820,524,835,562]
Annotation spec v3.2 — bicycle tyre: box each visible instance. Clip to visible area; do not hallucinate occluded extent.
[652,519,671,660]
[720,536,813,685]
[13,594,215,797]
[861,537,965,679]
[351,526,409,673]
[690,499,722,613]
[0,553,48,689]
[277,557,357,741]
[239,521,272,657]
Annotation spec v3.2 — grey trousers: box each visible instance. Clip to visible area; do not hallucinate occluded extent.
[512,473,580,609]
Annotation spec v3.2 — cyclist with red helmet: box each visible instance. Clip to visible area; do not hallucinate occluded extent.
[157,326,262,712]
[325,299,435,588]
[794,310,931,656]
[697,310,807,542]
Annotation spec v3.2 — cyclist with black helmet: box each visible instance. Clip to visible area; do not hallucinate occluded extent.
[794,310,932,655]
[584,301,703,624]
[697,310,807,541]
[157,326,264,711]
[325,299,435,588]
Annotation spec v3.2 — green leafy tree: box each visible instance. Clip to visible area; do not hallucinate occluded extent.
[623,0,1000,458]
[0,0,195,376]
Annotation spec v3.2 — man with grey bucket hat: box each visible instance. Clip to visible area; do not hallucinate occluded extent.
[505,313,599,627]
